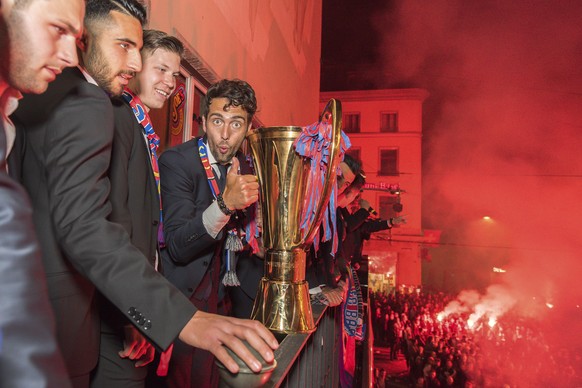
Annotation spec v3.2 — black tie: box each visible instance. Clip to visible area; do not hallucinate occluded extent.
[217,164,228,191]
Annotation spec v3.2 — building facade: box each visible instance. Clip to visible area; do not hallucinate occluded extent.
[320,89,437,291]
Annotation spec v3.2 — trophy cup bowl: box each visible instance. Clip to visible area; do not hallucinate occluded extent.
[247,99,342,333]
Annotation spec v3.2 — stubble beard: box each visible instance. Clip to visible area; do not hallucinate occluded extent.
[85,42,119,96]
[209,140,237,165]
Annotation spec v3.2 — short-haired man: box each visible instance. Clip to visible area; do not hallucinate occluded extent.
[91,29,185,388]
[13,1,277,387]
[0,0,83,386]
[159,79,260,387]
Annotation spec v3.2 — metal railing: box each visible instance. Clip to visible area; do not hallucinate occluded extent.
[262,301,373,387]
[264,304,339,387]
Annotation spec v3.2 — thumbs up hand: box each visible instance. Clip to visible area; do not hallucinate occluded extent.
[222,157,259,211]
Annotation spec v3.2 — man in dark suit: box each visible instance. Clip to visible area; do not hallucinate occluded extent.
[89,29,185,387]
[0,0,83,387]
[13,2,277,387]
[159,79,260,387]
[343,193,406,269]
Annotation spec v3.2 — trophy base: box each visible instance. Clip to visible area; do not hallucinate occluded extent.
[250,278,315,334]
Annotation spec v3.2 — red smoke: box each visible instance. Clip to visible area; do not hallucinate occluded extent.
[372,0,582,384]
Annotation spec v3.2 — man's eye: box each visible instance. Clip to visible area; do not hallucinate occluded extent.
[53,25,66,35]
[231,122,242,129]
[212,119,223,126]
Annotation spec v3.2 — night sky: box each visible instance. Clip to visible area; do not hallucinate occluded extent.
[321,0,582,382]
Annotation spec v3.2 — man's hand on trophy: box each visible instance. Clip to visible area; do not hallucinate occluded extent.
[223,157,260,210]
[178,310,279,374]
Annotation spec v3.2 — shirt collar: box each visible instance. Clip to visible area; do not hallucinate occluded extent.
[0,80,22,118]
[78,66,98,86]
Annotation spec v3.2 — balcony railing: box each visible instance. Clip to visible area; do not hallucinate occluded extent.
[260,302,373,387]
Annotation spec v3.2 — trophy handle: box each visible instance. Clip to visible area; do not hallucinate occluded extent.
[303,98,343,245]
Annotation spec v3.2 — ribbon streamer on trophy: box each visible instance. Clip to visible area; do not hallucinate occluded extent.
[247,99,347,333]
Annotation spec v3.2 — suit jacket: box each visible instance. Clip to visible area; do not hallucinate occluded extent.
[229,253,263,319]
[12,68,196,376]
[159,138,250,299]
[0,120,71,387]
[308,206,371,288]
[98,98,162,333]
[342,208,390,265]
[109,98,159,267]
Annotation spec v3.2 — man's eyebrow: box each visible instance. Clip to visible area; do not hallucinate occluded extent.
[60,19,82,36]
[209,112,246,120]
[116,37,139,48]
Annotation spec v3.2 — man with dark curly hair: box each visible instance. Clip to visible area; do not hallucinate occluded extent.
[159,79,261,387]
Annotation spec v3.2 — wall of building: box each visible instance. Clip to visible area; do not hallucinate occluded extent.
[147,0,323,126]
[320,89,427,236]
[320,89,430,288]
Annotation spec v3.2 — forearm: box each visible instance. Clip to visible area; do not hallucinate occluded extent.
[164,215,221,264]
[362,219,393,234]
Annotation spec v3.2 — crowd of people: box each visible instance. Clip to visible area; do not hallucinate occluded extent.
[371,290,582,387]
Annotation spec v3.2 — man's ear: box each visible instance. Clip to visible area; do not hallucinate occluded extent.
[201,115,207,133]
[77,32,88,52]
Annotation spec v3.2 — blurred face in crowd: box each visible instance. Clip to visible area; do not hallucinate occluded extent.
[129,48,180,110]
[203,97,251,164]
[0,0,84,93]
[82,10,142,96]
[338,185,360,208]
[337,161,355,195]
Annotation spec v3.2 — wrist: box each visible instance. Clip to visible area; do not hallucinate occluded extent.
[216,194,235,216]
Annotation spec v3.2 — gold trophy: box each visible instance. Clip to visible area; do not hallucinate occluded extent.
[247,99,342,333]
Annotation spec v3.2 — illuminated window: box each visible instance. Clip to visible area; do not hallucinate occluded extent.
[379,149,399,176]
[380,112,398,133]
[343,113,360,133]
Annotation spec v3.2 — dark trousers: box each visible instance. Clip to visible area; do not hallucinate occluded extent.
[165,261,227,388]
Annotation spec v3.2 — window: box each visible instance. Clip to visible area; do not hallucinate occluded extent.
[379,195,399,220]
[343,113,360,133]
[380,112,398,133]
[379,149,399,176]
